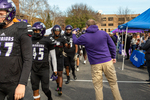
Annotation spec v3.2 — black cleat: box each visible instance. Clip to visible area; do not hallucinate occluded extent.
[73,75,77,80]
[146,79,150,82]
[65,76,70,84]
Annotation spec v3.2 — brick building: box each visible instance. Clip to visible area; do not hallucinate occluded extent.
[97,14,140,33]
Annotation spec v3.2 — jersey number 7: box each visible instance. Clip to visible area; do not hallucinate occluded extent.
[0,42,13,56]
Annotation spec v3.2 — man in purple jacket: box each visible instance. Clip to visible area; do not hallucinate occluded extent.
[72,19,122,100]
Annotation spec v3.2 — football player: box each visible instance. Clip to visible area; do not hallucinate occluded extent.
[53,25,68,95]
[31,22,57,100]
[63,25,78,84]
[0,0,32,100]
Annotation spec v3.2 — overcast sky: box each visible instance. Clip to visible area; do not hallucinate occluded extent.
[48,0,149,14]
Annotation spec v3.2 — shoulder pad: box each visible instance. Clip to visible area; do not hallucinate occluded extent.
[49,36,55,44]
[16,22,33,36]
[16,22,30,29]
[50,36,55,42]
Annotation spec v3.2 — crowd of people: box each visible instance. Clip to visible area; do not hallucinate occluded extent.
[109,31,150,83]
[109,32,149,59]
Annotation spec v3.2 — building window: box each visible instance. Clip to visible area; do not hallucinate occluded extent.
[108,23,113,26]
[101,17,106,21]
[108,17,113,21]
[126,17,130,21]
[101,23,106,26]
[118,18,125,21]
[101,29,103,30]
[108,29,110,32]
[105,29,107,32]
[132,17,136,19]
[118,23,124,26]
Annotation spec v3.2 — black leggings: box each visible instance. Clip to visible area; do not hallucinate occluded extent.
[31,69,52,99]
[64,55,76,76]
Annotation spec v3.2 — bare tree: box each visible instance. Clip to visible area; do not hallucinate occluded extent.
[50,5,63,26]
[19,0,49,25]
[116,7,134,24]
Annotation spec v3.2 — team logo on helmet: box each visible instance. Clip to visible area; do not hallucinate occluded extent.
[56,27,60,31]
[40,23,46,28]
[67,27,71,30]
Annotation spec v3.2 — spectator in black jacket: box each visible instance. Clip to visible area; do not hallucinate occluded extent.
[142,30,150,82]
[109,33,117,45]
[125,35,132,60]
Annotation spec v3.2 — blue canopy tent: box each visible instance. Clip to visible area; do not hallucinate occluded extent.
[118,8,150,70]
[118,8,150,29]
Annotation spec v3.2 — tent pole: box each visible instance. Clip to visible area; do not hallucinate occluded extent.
[122,30,123,54]
[122,27,128,70]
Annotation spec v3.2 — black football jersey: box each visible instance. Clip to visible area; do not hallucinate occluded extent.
[63,34,76,55]
[0,22,33,85]
[54,36,67,57]
[32,36,55,63]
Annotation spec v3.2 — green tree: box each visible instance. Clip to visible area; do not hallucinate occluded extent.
[65,3,101,29]
[45,13,52,29]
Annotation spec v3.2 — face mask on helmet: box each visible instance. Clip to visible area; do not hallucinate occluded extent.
[53,25,61,37]
[0,0,16,28]
[65,25,73,36]
[33,29,42,38]
[54,31,61,37]
[66,29,72,36]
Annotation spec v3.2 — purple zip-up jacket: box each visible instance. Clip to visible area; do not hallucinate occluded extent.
[72,25,116,65]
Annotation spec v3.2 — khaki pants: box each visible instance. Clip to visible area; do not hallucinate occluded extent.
[91,60,122,100]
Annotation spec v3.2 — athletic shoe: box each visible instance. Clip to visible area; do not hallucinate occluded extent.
[55,88,59,91]
[83,60,86,64]
[76,67,79,71]
[58,91,62,96]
